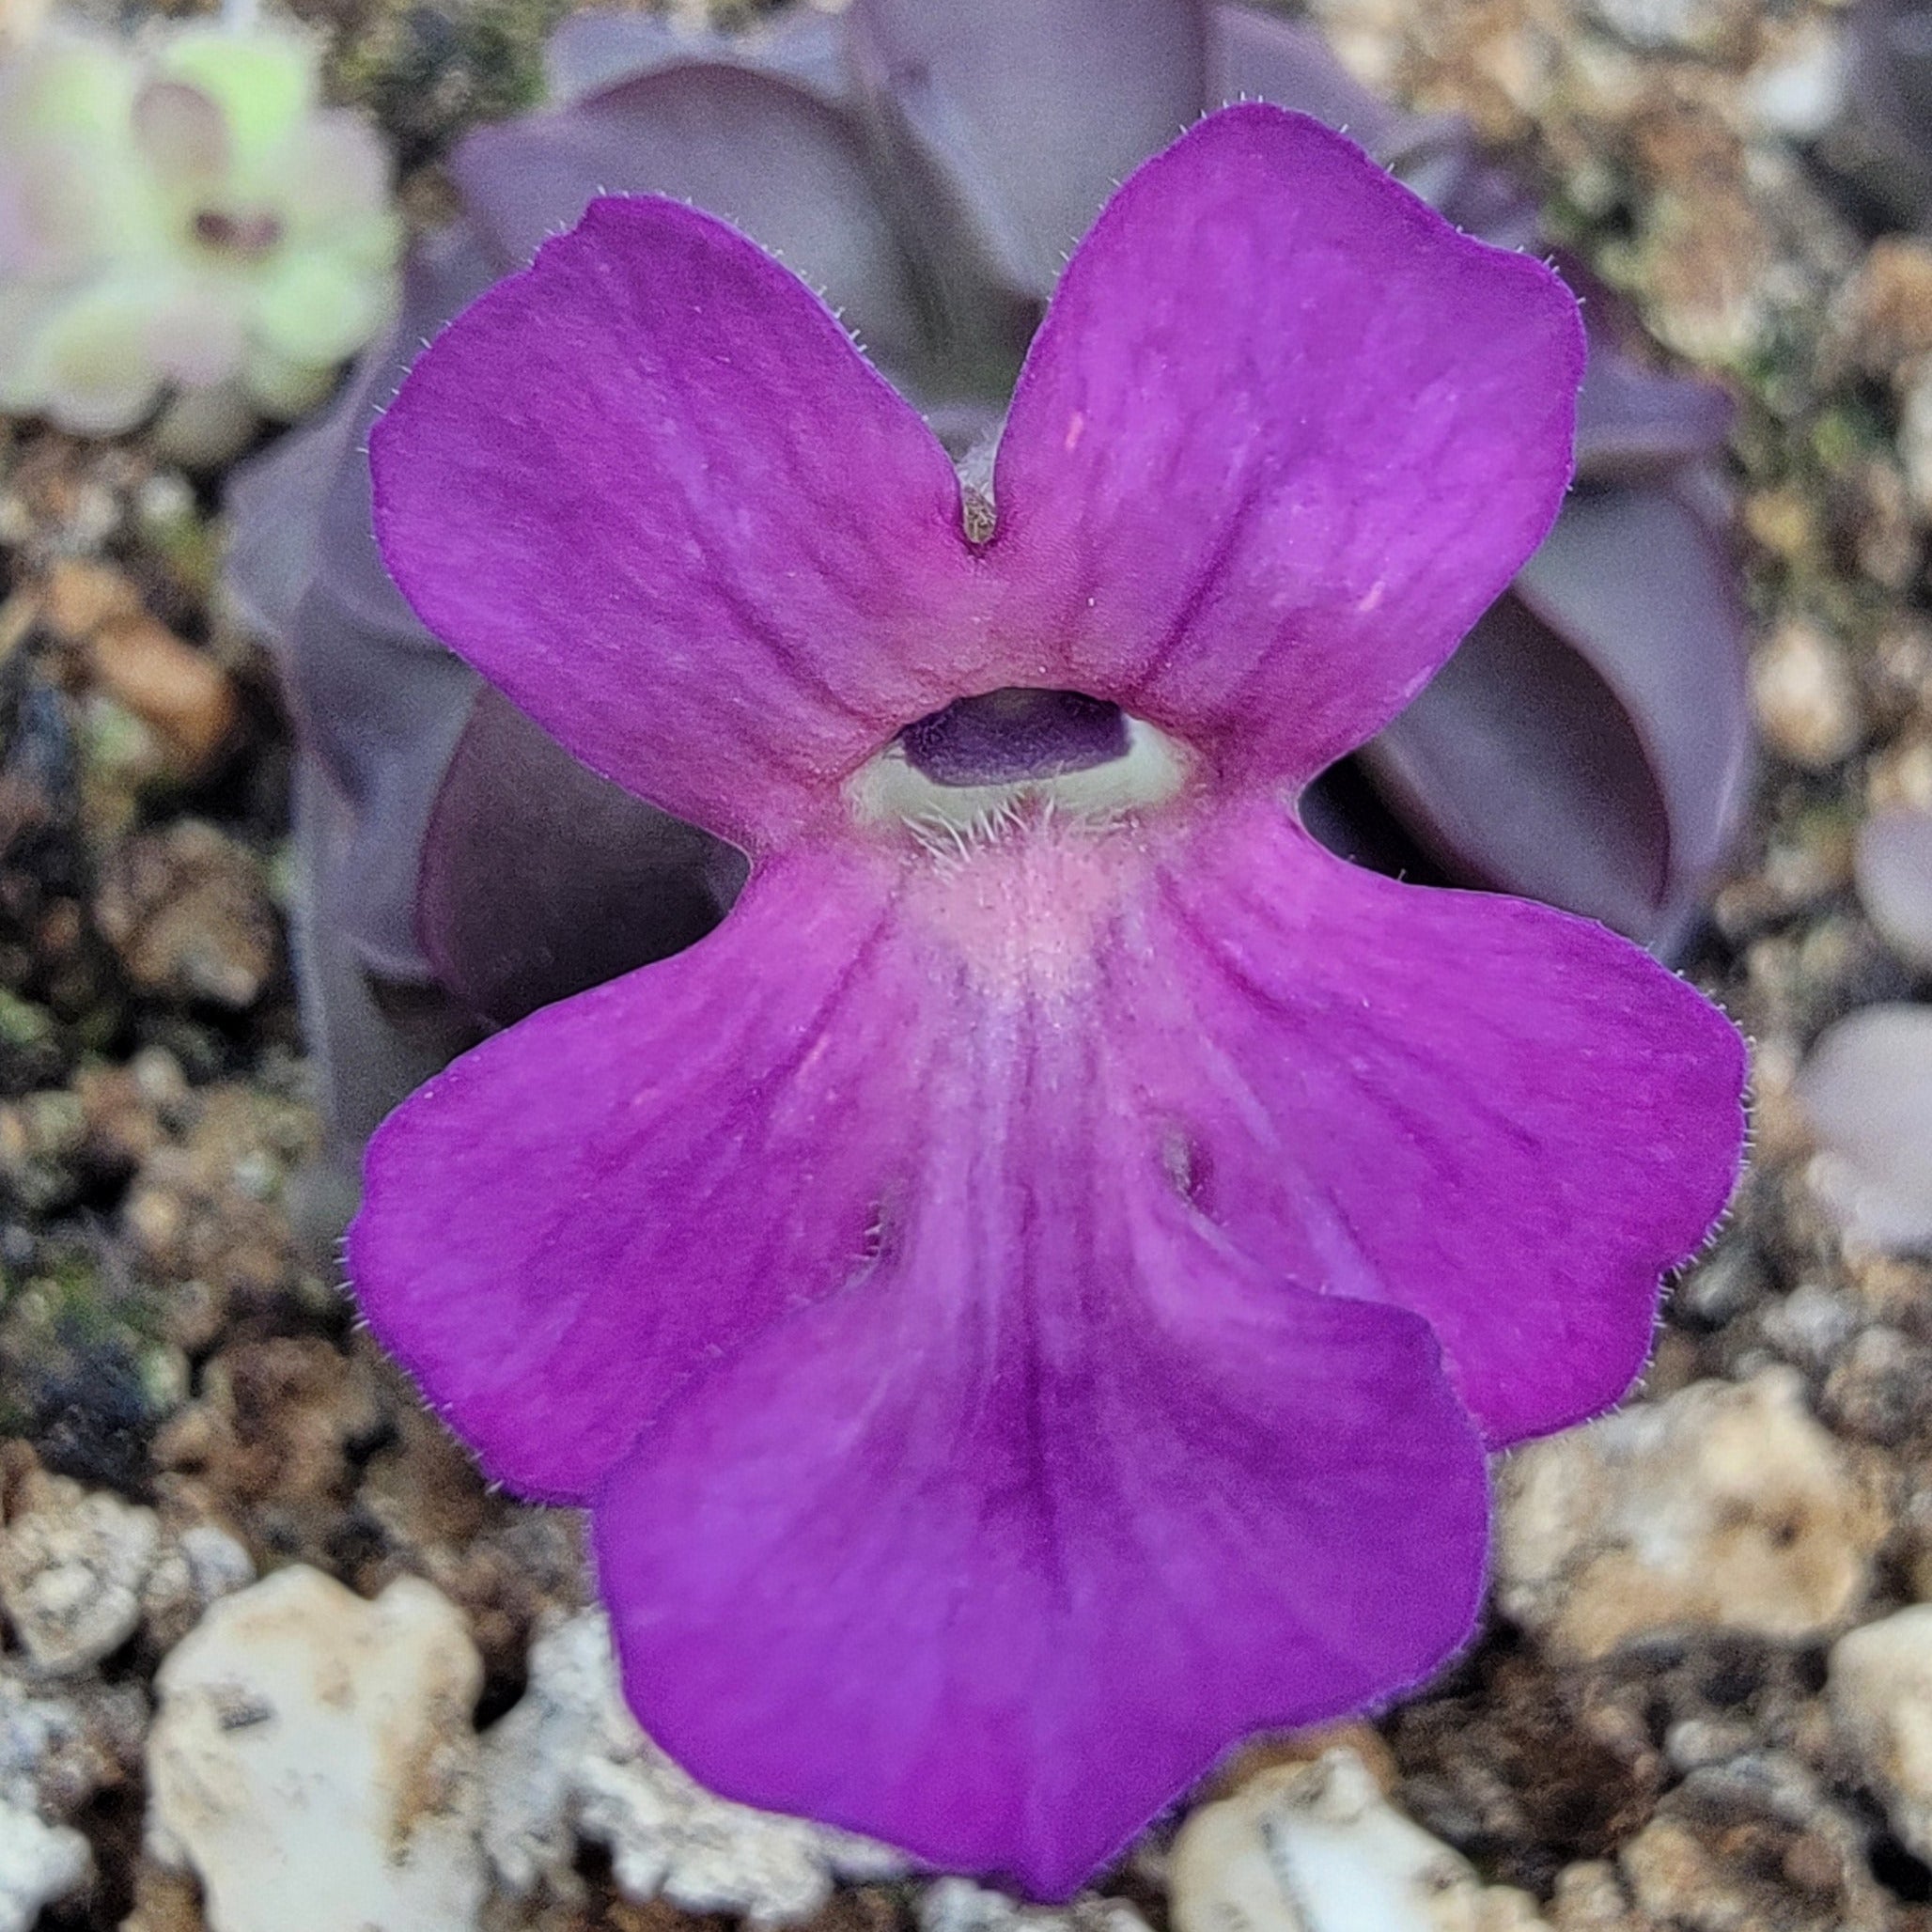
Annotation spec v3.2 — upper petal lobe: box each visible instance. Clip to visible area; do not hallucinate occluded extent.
[989,104,1585,783]
[370,108,1586,845]
[369,197,983,850]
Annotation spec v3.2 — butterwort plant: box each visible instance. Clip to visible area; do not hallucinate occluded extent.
[351,107,1748,1896]
[226,0,1751,1177]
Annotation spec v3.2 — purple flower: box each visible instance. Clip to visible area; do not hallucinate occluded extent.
[351,107,1747,1897]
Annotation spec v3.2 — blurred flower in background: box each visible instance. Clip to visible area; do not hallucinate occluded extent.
[0,13,400,460]
[0,0,49,52]
[224,0,1754,1174]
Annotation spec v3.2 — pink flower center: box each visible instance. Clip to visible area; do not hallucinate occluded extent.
[192,208,284,258]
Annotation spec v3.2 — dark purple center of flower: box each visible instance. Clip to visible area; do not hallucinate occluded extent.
[192,208,285,257]
[899,688,1130,787]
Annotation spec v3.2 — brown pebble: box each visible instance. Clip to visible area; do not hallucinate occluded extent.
[1205,1721,1399,1800]
[87,613,239,775]
[38,557,141,641]
[94,820,276,1007]
[121,1857,211,1932]
[1752,622,1863,771]
[1832,239,1932,377]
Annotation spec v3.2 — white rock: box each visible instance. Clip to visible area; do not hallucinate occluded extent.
[1854,806,1932,974]
[1750,621,1862,771]
[1756,1281,1861,1371]
[0,1475,159,1675]
[145,1564,488,1932]
[0,1673,71,1814]
[1495,1370,1885,1659]
[139,1520,257,1649]
[1169,1749,1549,1932]
[920,1877,1152,1932]
[0,1663,141,1823]
[1587,0,1732,50]
[1746,20,1848,138]
[481,1609,905,1923]
[1795,1006,1932,1252]
[0,1797,90,1932]
[1830,1605,1932,1860]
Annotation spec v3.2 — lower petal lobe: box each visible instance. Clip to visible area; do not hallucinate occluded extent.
[1141,795,1747,1444]
[351,814,1493,1892]
[595,987,1486,1897]
[348,842,931,1502]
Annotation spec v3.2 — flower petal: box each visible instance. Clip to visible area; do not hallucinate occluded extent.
[156,23,316,171]
[595,1208,1486,1900]
[351,777,1741,1883]
[130,76,229,185]
[348,841,936,1502]
[848,0,1207,300]
[370,196,984,849]
[989,103,1585,784]
[250,241,394,367]
[1147,797,1746,1443]
[272,107,396,234]
[144,277,249,391]
[23,280,166,435]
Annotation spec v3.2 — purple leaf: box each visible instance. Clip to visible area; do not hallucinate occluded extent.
[418,689,743,1027]
[849,0,1208,300]
[1365,486,1752,945]
[1856,804,1932,970]
[545,5,849,105]
[451,63,929,370]
[226,224,497,983]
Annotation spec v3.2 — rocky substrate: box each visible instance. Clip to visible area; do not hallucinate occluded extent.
[8,0,1932,1925]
